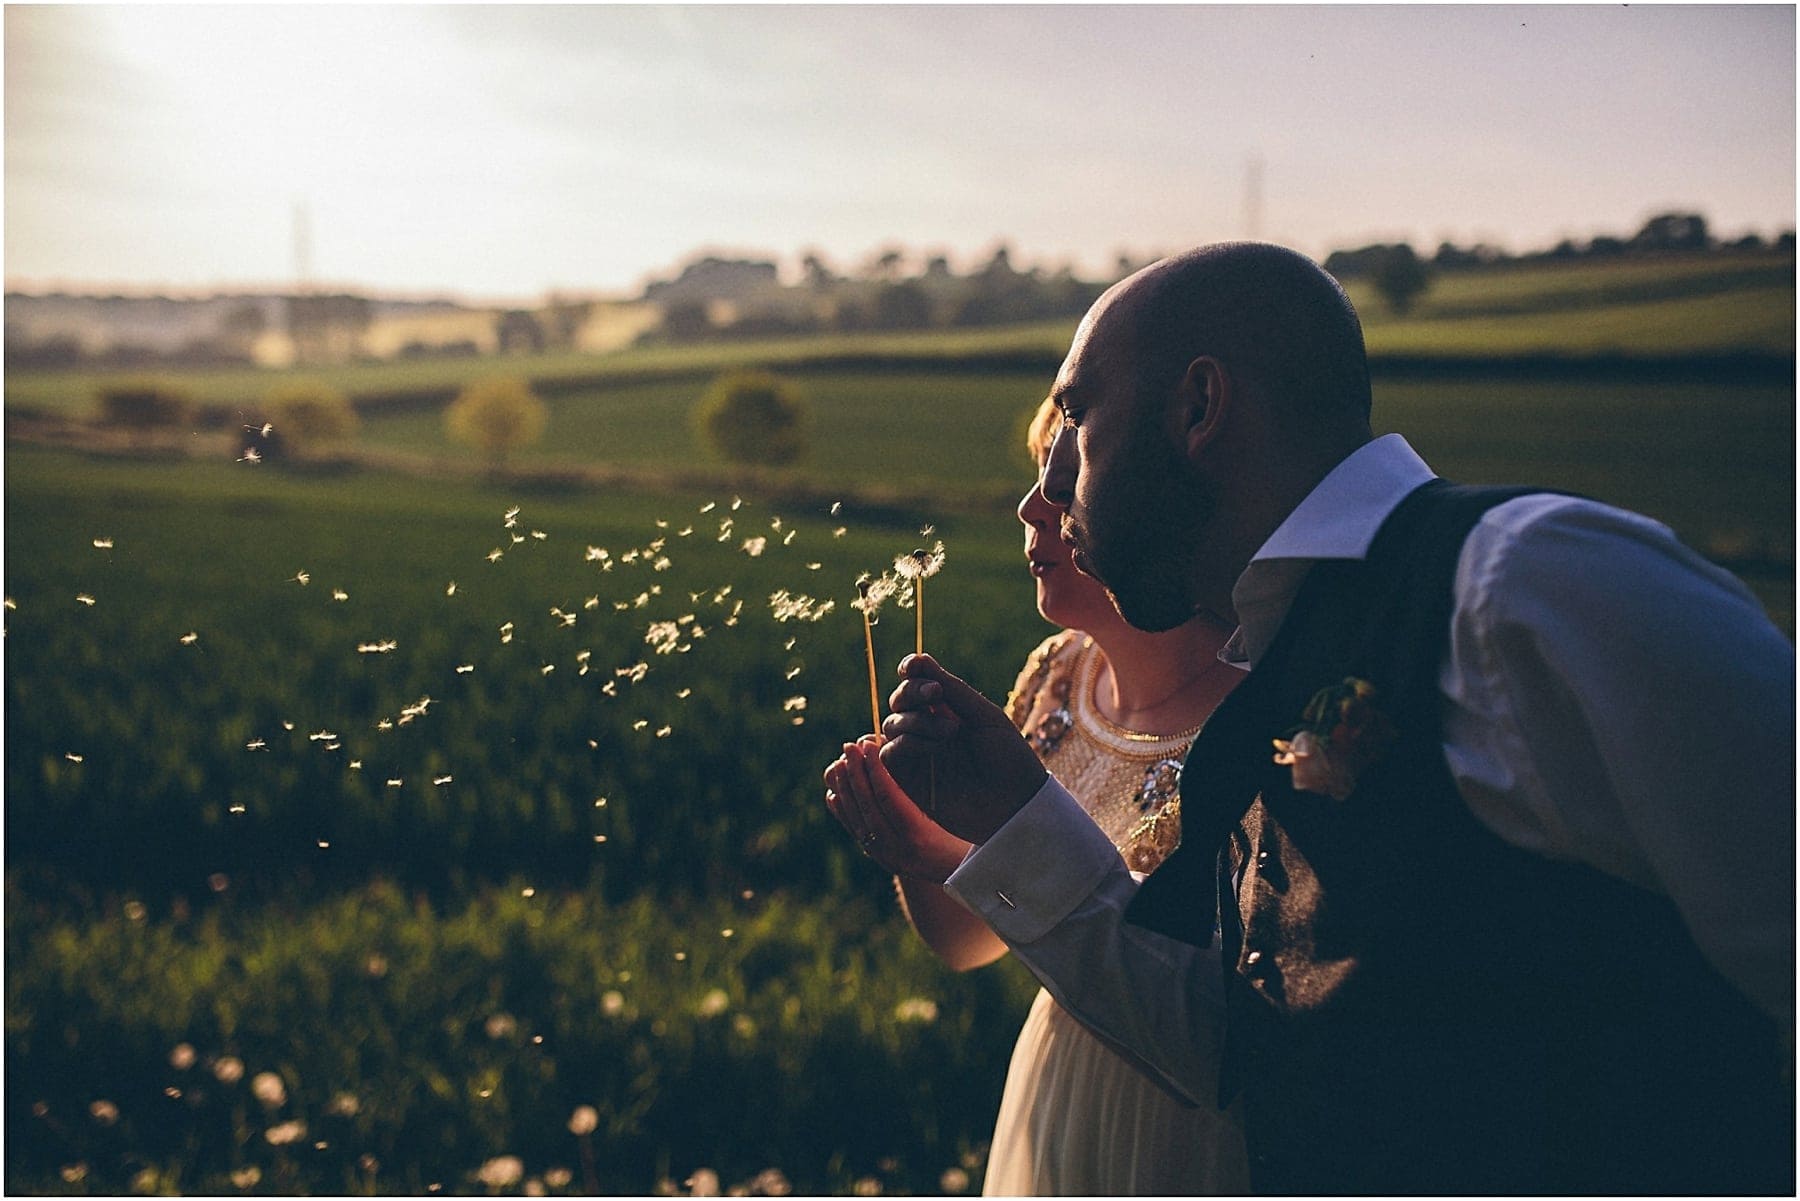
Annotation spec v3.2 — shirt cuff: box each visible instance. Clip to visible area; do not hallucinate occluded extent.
[944,774,1122,943]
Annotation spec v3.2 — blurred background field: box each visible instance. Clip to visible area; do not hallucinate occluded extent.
[6,5,1794,1195]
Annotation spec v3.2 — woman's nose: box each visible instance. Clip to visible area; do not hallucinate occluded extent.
[1039,424,1077,508]
[1017,475,1054,528]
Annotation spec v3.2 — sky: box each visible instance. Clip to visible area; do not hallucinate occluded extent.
[5,3,1795,303]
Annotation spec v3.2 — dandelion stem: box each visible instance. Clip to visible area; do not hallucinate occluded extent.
[857,580,883,742]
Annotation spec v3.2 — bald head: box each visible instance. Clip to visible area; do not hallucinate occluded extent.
[1108,242,1373,435]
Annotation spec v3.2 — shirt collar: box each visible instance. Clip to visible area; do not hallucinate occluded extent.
[1220,434,1437,667]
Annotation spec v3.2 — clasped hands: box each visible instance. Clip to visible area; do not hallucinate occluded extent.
[822,654,1047,882]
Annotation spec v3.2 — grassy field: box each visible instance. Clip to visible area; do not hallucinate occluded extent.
[5,247,1794,1194]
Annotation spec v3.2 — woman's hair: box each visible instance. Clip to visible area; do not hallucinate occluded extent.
[1025,395,1060,467]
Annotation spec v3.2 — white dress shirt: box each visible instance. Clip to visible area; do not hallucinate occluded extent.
[946,433,1795,1107]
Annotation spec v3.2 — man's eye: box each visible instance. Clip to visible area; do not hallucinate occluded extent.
[1061,410,1082,429]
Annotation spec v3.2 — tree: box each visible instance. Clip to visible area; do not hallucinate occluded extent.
[1632,212,1710,253]
[97,380,193,444]
[445,376,547,475]
[266,380,358,455]
[691,369,808,467]
[1371,245,1432,315]
[872,281,932,329]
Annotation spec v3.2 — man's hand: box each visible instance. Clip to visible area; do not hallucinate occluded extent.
[823,737,972,883]
[878,653,1048,845]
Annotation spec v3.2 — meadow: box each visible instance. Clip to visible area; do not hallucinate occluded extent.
[6,251,1794,1194]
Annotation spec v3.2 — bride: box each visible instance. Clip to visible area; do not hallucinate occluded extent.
[824,399,1248,1195]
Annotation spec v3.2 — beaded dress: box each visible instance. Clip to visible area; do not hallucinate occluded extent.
[980,630,1249,1196]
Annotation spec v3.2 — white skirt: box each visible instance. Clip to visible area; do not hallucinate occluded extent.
[981,988,1249,1196]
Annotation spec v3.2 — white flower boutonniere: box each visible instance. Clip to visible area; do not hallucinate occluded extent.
[1271,677,1397,801]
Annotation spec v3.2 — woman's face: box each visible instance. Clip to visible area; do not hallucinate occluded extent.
[1018,461,1125,634]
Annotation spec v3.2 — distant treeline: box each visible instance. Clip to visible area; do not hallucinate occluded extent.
[6,211,1793,370]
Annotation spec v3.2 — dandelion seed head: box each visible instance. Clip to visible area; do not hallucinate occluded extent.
[251,1071,287,1108]
[265,1120,307,1146]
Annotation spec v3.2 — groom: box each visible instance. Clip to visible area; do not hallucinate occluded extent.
[872,243,1794,1193]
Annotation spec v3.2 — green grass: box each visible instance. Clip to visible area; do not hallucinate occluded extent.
[6,879,1038,1195]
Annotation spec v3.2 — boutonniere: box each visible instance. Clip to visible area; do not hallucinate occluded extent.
[1271,677,1397,800]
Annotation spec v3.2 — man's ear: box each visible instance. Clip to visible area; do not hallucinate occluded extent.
[1177,356,1229,459]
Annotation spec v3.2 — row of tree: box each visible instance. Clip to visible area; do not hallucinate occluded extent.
[89,369,806,472]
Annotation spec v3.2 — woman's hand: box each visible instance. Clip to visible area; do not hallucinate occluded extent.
[824,736,973,884]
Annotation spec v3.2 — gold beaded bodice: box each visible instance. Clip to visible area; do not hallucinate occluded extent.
[1003,630,1195,875]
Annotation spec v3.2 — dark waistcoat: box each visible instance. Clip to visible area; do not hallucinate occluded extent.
[1128,479,1793,1195]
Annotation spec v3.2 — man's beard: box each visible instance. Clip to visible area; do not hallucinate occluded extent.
[1065,450,1214,634]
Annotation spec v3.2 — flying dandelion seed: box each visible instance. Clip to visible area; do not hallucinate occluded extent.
[613,601,629,612]
[487,548,504,563]
[92,537,113,549]
[731,496,744,510]
[633,592,651,608]
[632,719,649,731]
[75,593,95,606]
[510,533,525,545]
[653,556,672,571]
[230,802,246,813]
[656,726,672,738]
[386,779,402,788]
[577,650,592,662]
[293,571,310,586]
[309,730,338,742]
[807,562,822,570]
[676,688,691,699]
[541,664,555,675]
[349,760,362,770]
[180,632,199,645]
[648,537,667,552]
[238,447,262,464]
[742,537,768,557]
[833,527,847,538]
[783,696,808,712]
[678,526,693,537]
[594,834,608,843]
[602,681,618,696]
[318,840,330,849]
[446,581,457,596]
[785,637,797,650]
[246,739,267,751]
[500,622,514,643]
[783,530,797,546]
[434,775,453,786]
[646,621,682,655]
[504,506,520,528]
[65,752,84,763]
[3,597,14,610]
[771,517,784,532]
[247,422,274,438]
[283,721,295,730]
[330,587,350,603]
[785,666,803,680]
[531,530,547,541]
[376,719,394,731]
[456,664,474,674]
[356,641,398,654]
[700,501,716,513]
[594,797,607,807]
[584,596,600,609]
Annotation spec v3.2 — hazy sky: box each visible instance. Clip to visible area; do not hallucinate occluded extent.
[5,4,1794,301]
